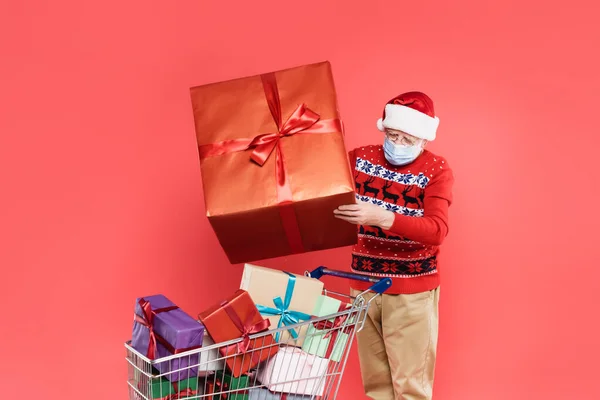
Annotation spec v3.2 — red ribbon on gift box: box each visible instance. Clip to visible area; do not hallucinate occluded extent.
[207,378,249,399]
[219,299,270,364]
[136,375,197,400]
[311,303,355,359]
[159,389,195,400]
[134,298,202,360]
[158,382,197,400]
[197,73,343,254]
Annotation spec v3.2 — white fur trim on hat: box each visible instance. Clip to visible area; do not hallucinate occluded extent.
[377,104,439,141]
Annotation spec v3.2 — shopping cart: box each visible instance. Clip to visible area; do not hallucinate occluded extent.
[125,267,392,399]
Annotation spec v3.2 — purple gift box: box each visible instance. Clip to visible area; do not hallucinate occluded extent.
[131,294,205,381]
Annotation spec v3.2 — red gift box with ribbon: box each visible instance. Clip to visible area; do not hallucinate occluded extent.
[190,61,357,264]
[198,289,279,377]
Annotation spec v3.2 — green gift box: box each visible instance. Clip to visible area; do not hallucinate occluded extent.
[207,372,250,400]
[136,369,199,399]
[301,295,354,362]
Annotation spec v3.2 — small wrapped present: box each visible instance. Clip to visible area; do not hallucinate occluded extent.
[131,295,205,381]
[205,372,250,400]
[301,295,354,362]
[198,289,279,377]
[255,347,329,396]
[189,61,357,264]
[198,333,226,376]
[248,388,312,400]
[240,264,323,346]
[137,371,200,400]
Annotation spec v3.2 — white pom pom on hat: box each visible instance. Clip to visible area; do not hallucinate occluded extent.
[376,91,440,141]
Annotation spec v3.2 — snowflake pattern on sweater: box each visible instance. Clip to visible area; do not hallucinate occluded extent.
[356,158,430,188]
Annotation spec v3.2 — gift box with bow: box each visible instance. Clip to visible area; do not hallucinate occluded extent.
[189,61,357,264]
[131,295,205,381]
[198,289,279,377]
[301,295,354,362]
[239,264,323,346]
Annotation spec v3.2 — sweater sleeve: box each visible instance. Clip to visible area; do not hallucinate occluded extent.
[387,164,454,246]
[348,149,357,177]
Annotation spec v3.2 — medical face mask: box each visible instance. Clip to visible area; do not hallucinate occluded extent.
[383,137,423,166]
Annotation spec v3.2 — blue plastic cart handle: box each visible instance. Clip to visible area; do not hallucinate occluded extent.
[308,266,392,294]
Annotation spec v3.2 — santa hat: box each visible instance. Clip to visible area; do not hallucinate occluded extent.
[376,91,440,141]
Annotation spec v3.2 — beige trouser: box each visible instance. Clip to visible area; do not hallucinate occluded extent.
[350,287,440,400]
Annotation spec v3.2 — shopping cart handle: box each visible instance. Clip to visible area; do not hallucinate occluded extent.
[308,266,392,294]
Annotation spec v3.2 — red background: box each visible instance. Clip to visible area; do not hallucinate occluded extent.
[1,1,598,399]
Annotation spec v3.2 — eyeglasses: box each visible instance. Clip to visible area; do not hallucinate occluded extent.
[384,129,422,146]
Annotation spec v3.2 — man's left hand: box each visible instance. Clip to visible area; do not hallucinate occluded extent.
[334,200,395,229]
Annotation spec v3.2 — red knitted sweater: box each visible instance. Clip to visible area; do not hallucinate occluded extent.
[348,145,454,294]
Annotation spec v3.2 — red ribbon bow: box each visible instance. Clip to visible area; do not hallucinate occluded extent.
[311,304,354,358]
[134,298,201,359]
[221,299,270,355]
[197,72,343,254]
[134,299,179,359]
[162,389,195,400]
[212,379,229,400]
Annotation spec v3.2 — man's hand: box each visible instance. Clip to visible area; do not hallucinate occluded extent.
[333,200,395,229]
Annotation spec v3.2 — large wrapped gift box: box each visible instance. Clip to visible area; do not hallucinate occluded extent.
[240,264,323,346]
[301,295,354,362]
[131,295,205,381]
[255,346,329,396]
[198,289,279,377]
[189,61,357,264]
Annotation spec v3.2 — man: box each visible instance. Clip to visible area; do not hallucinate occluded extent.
[334,91,454,400]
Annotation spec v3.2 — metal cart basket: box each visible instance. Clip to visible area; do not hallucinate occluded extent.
[125,267,391,399]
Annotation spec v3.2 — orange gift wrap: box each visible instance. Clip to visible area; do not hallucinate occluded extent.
[198,289,279,378]
[189,61,357,264]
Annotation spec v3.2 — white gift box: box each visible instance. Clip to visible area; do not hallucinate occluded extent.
[197,334,225,375]
[255,346,329,396]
